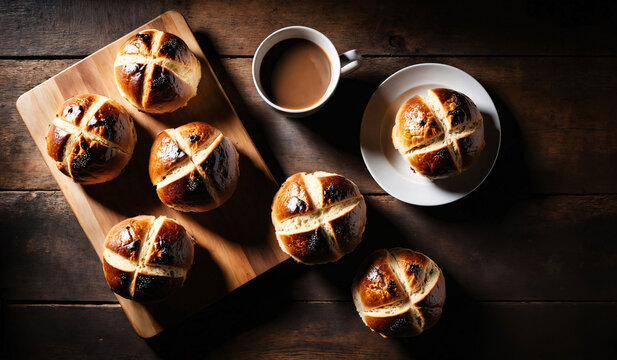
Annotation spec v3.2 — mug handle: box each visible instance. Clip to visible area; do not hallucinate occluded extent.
[340,49,363,77]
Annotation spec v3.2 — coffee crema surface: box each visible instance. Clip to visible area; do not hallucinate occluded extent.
[260,38,332,110]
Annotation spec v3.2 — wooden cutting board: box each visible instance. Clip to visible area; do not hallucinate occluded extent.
[16,10,289,338]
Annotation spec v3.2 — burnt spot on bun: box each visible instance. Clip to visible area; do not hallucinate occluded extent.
[186,175,204,192]
[151,65,172,91]
[408,263,420,277]
[320,175,360,205]
[278,226,336,263]
[62,103,86,124]
[159,37,181,57]
[387,280,397,296]
[71,139,93,170]
[152,238,172,264]
[124,239,141,253]
[71,153,91,170]
[156,33,193,64]
[88,114,117,140]
[135,32,151,47]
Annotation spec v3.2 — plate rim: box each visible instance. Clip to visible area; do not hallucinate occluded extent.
[359,62,502,206]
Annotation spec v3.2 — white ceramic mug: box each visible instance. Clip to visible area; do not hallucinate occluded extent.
[252,26,363,117]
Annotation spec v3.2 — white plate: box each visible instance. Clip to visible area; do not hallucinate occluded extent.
[359,63,501,206]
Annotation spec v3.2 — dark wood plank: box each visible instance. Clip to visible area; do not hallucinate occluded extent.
[0,60,73,190]
[0,191,116,301]
[2,0,616,57]
[5,57,617,193]
[4,302,617,359]
[218,56,617,194]
[3,304,155,359]
[3,191,617,302]
[363,195,617,301]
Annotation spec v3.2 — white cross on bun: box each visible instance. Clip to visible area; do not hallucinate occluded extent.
[114,29,201,113]
[392,88,485,179]
[46,94,137,184]
[352,248,446,337]
[149,121,239,212]
[271,171,366,265]
[102,215,195,303]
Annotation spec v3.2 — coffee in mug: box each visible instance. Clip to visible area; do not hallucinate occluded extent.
[259,38,332,110]
[253,26,362,117]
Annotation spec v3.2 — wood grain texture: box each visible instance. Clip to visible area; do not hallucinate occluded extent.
[3,191,617,302]
[14,11,288,338]
[3,0,617,358]
[218,56,617,194]
[2,0,616,57]
[0,60,75,190]
[5,57,617,194]
[4,302,617,359]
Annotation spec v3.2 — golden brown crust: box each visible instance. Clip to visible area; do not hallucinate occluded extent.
[392,95,443,151]
[196,137,239,206]
[148,131,188,184]
[146,218,194,267]
[120,30,155,55]
[115,63,147,106]
[66,134,132,185]
[45,94,136,185]
[104,215,153,260]
[149,122,239,212]
[390,247,431,289]
[156,168,216,212]
[276,225,339,264]
[154,32,195,64]
[406,144,458,179]
[83,99,135,151]
[363,308,422,338]
[58,94,97,126]
[114,29,201,114]
[46,124,70,163]
[326,198,366,255]
[392,89,484,179]
[355,249,407,310]
[428,88,482,129]
[352,248,446,337]
[103,259,134,300]
[102,215,195,303]
[142,64,194,113]
[174,121,221,155]
[271,171,366,265]
[271,173,314,222]
[318,174,362,206]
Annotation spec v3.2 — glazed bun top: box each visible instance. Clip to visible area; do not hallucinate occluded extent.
[149,121,239,212]
[46,94,137,184]
[392,88,485,179]
[114,29,201,113]
[271,171,366,265]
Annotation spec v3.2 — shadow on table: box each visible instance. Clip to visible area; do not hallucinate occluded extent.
[192,31,286,184]
[145,30,528,358]
[297,199,485,358]
[423,88,531,221]
[144,258,304,358]
[298,77,377,156]
[83,121,161,217]
[139,30,302,357]
[292,90,529,357]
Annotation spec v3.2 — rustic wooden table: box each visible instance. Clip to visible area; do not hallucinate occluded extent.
[2,1,616,358]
